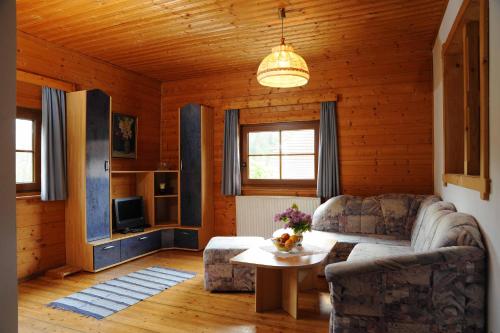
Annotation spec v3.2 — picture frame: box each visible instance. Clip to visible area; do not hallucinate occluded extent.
[112,113,138,159]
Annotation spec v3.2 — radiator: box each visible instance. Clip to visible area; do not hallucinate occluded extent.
[235,196,321,238]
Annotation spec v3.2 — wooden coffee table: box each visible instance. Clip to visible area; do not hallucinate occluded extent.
[230,231,335,319]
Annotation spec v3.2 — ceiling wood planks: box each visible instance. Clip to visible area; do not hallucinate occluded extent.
[17,0,447,81]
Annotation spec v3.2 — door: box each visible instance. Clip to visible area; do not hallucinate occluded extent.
[86,89,111,241]
[180,104,201,227]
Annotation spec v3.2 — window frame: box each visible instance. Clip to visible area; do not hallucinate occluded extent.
[441,0,490,200]
[16,107,41,193]
[240,120,319,188]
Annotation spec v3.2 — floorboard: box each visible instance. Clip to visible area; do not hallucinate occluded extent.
[18,250,331,333]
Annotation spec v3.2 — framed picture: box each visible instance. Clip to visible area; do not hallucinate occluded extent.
[112,113,137,159]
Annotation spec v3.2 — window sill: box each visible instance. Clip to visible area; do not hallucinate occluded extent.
[442,173,490,200]
[241,186,317,197]
[16,192,41,200]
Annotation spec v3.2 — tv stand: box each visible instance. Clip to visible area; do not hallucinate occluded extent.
[119,227,145,234]
[67,169,213,273]
[91,226,200,271]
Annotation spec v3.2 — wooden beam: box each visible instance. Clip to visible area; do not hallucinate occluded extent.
[221,91,338,110]
[16,70,76,92]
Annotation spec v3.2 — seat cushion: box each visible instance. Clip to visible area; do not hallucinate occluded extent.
[311,229,410,266]
[203,236,264,264]
[312,229,410,247]
[347,243,413,262]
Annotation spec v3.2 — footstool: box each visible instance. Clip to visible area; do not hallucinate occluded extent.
[203,236,264,292]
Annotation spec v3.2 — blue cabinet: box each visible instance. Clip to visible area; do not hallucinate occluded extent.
[161,229,174,248]
[94,240,120,270]
[174,229,198,249]
[85,90,111,242]
[120,231,161,261]
[180,104,202,227]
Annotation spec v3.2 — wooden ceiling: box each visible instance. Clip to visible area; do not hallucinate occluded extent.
[16,0,447,82]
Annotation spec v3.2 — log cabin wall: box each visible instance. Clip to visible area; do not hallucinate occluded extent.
[161,43,434,236]
[16,31,162,280]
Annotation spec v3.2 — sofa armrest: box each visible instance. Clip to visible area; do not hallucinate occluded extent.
[325,246,486,332]
[325,245,484,282]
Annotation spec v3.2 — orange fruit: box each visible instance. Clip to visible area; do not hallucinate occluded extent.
[285,238,295,248]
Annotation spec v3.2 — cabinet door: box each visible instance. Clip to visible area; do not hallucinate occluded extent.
[86,90,111,242]
[174,229,198,249]
[161,229,174,248]
[120,231,161,261]
[180,104,202,227]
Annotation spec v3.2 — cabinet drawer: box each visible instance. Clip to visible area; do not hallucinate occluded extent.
[174,229,198,249]
[94,240,121,270]
[161,229,174,248]
[120,231,161,261]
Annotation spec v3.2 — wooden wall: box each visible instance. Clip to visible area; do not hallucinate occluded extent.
[161,43,434,236]
[16,31,162,279]
[17,31,162,171]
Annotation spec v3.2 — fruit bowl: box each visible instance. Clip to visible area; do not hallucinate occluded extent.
[271,233,300,252]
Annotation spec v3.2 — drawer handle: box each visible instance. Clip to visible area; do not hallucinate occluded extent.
[139,236,148,241]
[180,231,190,236]
[103,245,115,250]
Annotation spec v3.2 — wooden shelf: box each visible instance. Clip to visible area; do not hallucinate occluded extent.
[155,194,178,198]
[155,220,179,226]
[111,170,179,174]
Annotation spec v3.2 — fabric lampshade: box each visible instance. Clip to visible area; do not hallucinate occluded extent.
[257,43,309,88]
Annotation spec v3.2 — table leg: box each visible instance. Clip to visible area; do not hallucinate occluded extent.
[282,268,299,319]
[255,267,282,312]
[298,268,315,291]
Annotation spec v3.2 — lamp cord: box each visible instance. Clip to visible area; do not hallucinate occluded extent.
[280,9,285,45]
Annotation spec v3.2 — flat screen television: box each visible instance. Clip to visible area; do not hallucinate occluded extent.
[113,196,146,232]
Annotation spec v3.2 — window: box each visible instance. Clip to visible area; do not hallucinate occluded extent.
[241,121,319,187]
[16,108,41,193]
[442,0,489,199]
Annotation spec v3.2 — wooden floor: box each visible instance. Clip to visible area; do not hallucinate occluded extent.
[18,250,331,333]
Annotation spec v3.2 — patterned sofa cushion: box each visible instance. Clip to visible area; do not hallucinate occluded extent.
[410,196,444,246]
[347,243,413,262]
[312,229,410,268]
[312,194,440,239]
[411,201,456,252]
[203,236,264,292]
[429,212,484,250]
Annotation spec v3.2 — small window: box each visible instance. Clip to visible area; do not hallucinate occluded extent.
[241,121,319,187]
[442,0,489,199]
[16,108,41,193]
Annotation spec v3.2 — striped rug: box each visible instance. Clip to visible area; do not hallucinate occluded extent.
[48,266,195,319]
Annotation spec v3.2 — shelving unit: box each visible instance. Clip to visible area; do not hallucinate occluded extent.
[65,95,214,273]
[110,170,180,227]
[153,171,179,225]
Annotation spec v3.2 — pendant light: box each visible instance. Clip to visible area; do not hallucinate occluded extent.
[257,8,310,88]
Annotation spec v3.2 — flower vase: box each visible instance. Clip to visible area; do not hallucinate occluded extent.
[123,140,131,154]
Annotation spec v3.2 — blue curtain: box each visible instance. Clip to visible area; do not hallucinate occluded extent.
[41,87,67,201]
[221,109,241,196]
[317,101,340,198]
